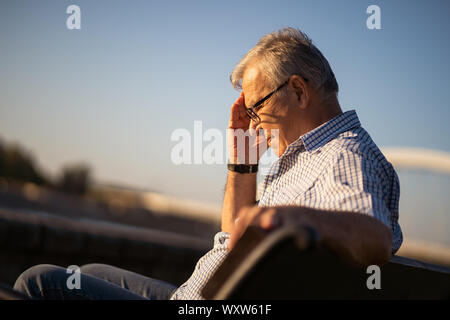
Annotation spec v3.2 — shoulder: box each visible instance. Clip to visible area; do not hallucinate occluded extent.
[320,127,398,184]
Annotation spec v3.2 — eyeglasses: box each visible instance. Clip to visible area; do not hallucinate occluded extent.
[245,76,308,125]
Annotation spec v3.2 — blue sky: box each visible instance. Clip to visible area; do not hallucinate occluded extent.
[1,0,450,207]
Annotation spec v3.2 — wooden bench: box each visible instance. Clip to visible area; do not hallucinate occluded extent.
[202,226,450,300]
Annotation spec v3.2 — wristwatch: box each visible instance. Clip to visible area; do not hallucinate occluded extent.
[227,163,258,173]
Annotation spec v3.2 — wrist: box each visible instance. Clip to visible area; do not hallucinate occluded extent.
[227,163,258,174]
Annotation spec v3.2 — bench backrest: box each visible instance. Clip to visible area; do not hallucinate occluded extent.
[202,226,450,300]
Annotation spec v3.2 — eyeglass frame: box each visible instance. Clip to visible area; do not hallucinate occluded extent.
[245,75,308,125]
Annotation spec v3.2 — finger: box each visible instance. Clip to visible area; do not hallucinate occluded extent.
[238,102,248,121]
[230,107,241,123]
[230,94,247,120]
[240,91,246,107]
[256,209,282,230]
[239,106,247,121]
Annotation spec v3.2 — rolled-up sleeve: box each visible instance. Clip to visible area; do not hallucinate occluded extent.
[170,231,230,300]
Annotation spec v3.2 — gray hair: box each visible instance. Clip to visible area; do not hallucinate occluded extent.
[230,27,338,98]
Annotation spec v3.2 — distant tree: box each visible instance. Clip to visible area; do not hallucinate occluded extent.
[57,164,91,195]
[0,139,4,177]
[0,138,48,185]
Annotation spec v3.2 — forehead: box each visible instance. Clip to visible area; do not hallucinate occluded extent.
[242,64,269,107]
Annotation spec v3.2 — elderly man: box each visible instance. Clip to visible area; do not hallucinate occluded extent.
[171,27,402,299]
[14,27,402,300]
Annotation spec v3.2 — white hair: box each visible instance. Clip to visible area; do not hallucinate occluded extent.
[230,27,339,98]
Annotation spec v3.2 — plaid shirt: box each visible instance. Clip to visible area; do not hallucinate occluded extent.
[170,110,403,300]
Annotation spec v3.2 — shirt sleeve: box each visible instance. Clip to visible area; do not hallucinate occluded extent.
[295,148,402,252]
[170,231,230,300]
[326,150,391,225]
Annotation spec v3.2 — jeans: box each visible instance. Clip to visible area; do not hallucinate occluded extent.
[13,264,178,300]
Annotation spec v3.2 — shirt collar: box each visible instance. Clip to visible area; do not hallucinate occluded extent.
[284,110,361,155]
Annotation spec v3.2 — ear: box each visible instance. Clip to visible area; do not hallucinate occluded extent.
[289,75,309,109]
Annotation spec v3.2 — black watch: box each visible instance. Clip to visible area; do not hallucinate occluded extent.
[227,163,258,173]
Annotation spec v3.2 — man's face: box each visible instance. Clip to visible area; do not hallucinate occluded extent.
[242,63,289,150]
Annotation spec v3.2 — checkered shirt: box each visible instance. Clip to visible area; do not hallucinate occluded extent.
[170,110,403,300]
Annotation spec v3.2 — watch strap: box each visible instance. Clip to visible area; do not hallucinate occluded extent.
[227,163,258,173]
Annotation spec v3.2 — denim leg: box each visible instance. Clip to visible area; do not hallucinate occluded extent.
[13,264,148,300]
[80,263,177,300]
